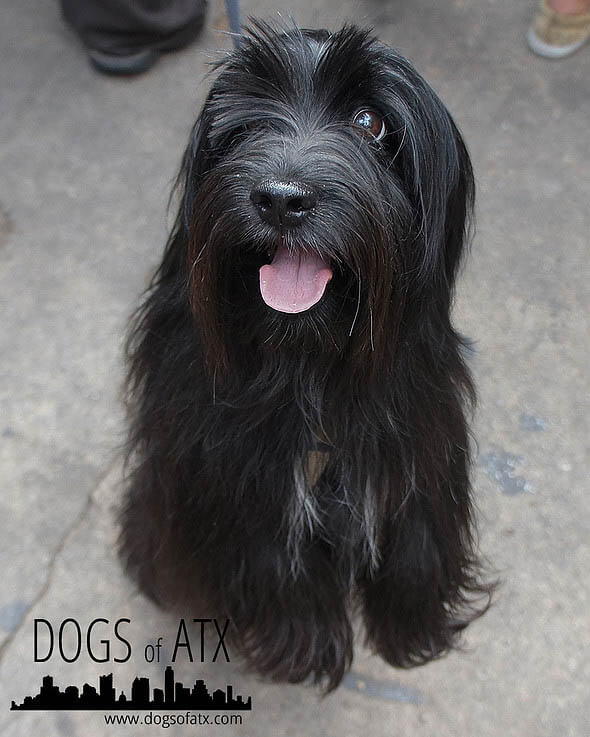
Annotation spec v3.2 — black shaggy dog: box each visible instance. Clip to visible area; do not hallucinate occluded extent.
[121,22,492,691]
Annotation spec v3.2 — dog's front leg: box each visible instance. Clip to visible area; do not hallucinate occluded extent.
[219,534,353,692]
[360,440,490,668]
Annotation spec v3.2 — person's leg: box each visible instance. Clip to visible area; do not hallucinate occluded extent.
[528,0,590,58]
[60,0,207,74]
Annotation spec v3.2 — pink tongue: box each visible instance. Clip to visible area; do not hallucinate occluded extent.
[259,244,333,313]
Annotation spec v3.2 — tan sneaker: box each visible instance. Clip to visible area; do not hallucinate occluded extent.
[527,0,590,57]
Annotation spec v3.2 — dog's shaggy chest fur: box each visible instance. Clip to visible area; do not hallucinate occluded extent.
[121,22,492,691]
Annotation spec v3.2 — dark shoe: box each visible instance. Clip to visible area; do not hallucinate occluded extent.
[87,47,160,76]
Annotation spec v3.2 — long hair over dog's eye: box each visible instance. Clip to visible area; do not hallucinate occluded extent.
[352,109,386,141]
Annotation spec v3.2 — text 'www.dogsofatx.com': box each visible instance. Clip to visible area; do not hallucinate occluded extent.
[104,712,245,729]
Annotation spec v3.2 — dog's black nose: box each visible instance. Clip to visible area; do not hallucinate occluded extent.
[250,180,317,228]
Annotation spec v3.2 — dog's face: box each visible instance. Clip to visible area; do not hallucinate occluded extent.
[183,23,473,376]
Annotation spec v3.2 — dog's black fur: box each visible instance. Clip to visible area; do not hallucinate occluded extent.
[121,22,492,691]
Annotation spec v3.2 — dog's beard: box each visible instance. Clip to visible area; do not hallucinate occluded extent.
[187,130,411,381]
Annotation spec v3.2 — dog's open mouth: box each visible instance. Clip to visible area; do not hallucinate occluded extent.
[259,244,333,313]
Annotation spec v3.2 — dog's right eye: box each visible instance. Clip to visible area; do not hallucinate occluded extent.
[352,110,386,141]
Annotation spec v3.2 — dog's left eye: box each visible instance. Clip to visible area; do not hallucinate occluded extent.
[352,110,386,141]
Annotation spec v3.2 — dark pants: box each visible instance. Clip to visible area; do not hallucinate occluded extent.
[60,0,207,55]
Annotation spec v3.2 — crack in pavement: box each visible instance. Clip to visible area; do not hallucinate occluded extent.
[0,456,122,665]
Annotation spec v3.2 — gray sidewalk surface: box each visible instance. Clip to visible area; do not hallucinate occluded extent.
[1,0,589,735]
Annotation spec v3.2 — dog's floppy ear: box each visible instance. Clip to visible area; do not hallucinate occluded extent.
[379,49,475,290]
[178,104,215,231]
[149,103,215,284]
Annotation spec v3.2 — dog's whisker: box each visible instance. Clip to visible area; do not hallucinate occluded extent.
[349,273,362,337]
[317,316,340,351]
[275,325,290,349]
[391,122,408,164]
[189,241,208,272]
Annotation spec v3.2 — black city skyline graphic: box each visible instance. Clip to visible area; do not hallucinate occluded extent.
[10,666,252,711]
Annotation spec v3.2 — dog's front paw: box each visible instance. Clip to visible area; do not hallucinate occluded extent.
[236,606,353,692]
